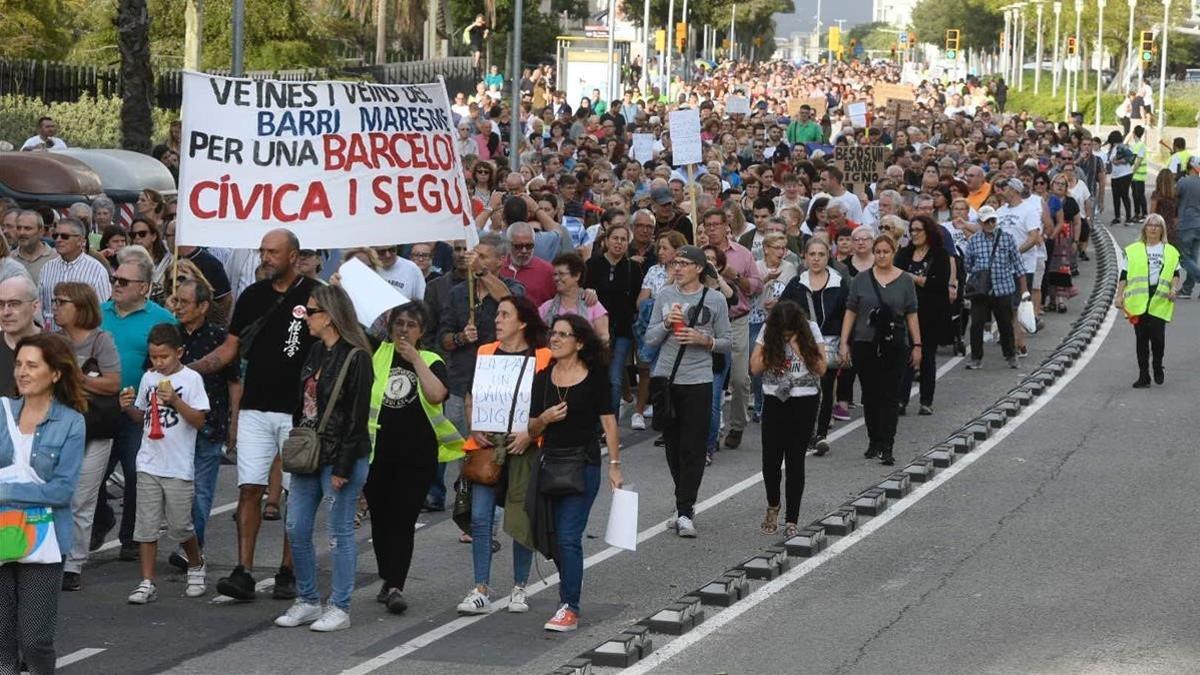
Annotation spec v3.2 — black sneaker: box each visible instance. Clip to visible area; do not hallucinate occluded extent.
[1132,375,1152,389]
[89,511,115,552]
[168,550,189,572]
[62,572,82,592]
[863,446,879,459]
[421,499,445,513]
[376,582,391,603]
[879,455,895,466]
[1154,368,1164,385]
[724,429,743,449]
[273,567,297,600]
[118,542,139,561]
[385,588,409,614]
[897,404,907,416]
[216,565,257,601]
[813,438,830,456]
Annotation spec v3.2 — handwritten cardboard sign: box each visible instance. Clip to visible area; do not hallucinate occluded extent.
[470,355,535,433]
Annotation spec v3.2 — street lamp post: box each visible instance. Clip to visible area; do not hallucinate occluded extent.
[510,0,523,172]
[1073,0,1083,113]
[1018,4,1027,90]
[1035,2,1045,93]
[643,0,651,92]
[1053,1,1062,95]
[1126,0,1137,89]
[1095,0,1106,135]
[665,0,675,92]
[1157,0,1171,142]
[1002,7,1012,81]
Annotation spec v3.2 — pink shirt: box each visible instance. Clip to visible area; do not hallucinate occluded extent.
[538,294,608,324]
[718,240,763,320]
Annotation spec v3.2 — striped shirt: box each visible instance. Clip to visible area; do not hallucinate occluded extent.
[39,253,113,331]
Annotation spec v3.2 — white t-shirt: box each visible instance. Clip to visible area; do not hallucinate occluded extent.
[20,135,68,151]
[135,367,211,481]
[1146,242,1165,286]
[828,190,864,224]
[997,197,1046,273]
[754,320,823,399]
[374,257,427,302]
[1068,180,1091,215]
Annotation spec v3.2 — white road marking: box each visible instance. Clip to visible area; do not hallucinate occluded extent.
[56,647,106,668]
[626,306,1117,673]
[339,358,963,675]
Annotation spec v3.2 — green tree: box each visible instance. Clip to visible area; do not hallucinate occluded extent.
[0,0,78,60]
[847,20,897,52]
[910,0,1002,51]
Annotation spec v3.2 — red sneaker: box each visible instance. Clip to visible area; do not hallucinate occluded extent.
[544,604,578,632]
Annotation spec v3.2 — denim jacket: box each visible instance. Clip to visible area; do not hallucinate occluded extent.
[0,398,86,557]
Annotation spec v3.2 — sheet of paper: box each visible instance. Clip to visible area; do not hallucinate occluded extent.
[668,108,702,166]
[725,95,751,115]
[632,133,656,163]
[604,488,639,551]
[847,101,868,128]
[337,258,410,327]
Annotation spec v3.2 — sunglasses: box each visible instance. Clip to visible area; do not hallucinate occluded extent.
[111,275,144,288]
[512,243,534,251]
[132,230,152,238]
[52,232,77,240]
[303,306,325,317]
[549,330,575,340]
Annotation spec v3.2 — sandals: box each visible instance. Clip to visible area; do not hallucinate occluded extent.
[262,503,281,521]
[783,523,799,538]
[760,506,780,535]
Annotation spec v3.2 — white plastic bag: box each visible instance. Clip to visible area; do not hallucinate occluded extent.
[604,488,639,551]
[1017,297,1037,334]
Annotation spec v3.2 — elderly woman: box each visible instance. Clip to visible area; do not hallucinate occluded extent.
[91,196,117,231]
[0,334,86,674]
[52,282,121,592]
[274,285,374,633]
[540,253,609,342]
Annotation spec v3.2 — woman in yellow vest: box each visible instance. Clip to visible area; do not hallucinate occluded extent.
[364,301,463,614]
[457,295,551,615]
[1116,214,1181,388]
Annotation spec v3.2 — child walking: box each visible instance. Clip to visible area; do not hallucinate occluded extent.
[119,323,211,604]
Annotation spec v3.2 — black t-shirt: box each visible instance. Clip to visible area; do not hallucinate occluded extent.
[468,25,487,48]
[185,248,232,299]
[585,256,643,338]
[528,365,612,465]
[229,276,319,414]
[0,340,14,397]
[375,351,447,468]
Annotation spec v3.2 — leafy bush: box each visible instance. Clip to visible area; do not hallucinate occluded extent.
[0,94,177,150]
[998,87,1197,127]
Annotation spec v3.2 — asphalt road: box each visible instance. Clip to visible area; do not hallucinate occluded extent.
[53,220,1188,675]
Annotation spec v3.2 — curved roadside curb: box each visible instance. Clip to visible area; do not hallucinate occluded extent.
[549,225,1120,674]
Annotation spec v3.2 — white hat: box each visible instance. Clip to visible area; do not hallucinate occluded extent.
[977,205,999,222]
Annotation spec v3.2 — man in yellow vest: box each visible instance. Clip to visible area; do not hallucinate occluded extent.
[1116,214,1181,388]
[1130,125,1149,222]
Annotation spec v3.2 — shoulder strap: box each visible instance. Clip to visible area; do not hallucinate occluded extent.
[316,347,361,434]
[667,287,710,383]
[504,349,533,434]
[868,269,887,306]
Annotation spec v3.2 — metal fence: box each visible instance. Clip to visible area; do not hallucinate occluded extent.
[0,57,475,109]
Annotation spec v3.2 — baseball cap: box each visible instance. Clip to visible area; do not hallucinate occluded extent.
[977,205,999,222]
[651,186,674,205]
[1003,177,1025,193]
[1189,155,1200,169]
[675,245,717,279]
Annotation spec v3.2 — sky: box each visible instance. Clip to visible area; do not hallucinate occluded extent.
[773,0,874,38]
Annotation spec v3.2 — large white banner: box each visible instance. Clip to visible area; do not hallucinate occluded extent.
[176,72,472,249]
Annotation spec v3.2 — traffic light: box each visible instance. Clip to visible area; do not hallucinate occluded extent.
[907,31,917,48]
[676,22,687,51]
[655,29,666,52]
[1066,35,1077,56]
[944,28,960,59]
[1140,30,1155,62]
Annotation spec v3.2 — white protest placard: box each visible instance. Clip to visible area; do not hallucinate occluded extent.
[604,488,639,551]
[631,133,655,163]
[470,355,536,433]
[725,94,751,115]
[847,101,869,128]
[668,107,702,167]
[337,258,409,327]
[176,72,473,249]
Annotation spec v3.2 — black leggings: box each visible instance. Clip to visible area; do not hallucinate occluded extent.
[1132,179,1148,218]
[1133,312,1166,375]
[1112,174,1133,221]
[762,394,818,523]
[899,341,938,407]
[835,365,855,404]
[816,369,836,438]
[365,460,434,592]
[852,342,906,458]
[0,562,61,675]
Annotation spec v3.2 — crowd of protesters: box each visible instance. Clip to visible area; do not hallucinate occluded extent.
[1,51,1196,665]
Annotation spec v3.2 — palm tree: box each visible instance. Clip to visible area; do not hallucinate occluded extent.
[328,0,430,63]
[118,0,154,153]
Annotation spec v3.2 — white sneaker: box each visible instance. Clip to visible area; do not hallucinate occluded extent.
[457,587,493,615]
[127,579,157,604]
[676,515,698,538]
[311,606,351,632]
[644,404,653,418]
[508,585,529,613]
[185,563,207,598]
[275,600,323,627]
[631,413,646,430]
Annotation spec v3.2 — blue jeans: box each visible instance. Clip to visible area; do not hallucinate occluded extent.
[749,321,764,416]
[96,415,143,545]
[286,457,369,611]
[192,435,223,548]
[427,394,469,507]
[554,464,600,614]
[608,337,634,411]
[471,482,531,588]
[1178,228,1200,292]
[708,357,731,452]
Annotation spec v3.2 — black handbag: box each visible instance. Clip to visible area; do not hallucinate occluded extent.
[80,333,119,441]
[650,288,709,432]
[538,446,588,496]
[867,270,906,352]
[963,232,1001,300]
[451,477,472,535]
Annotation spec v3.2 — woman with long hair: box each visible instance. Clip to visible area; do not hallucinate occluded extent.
[0,333,86,673]
[749,232,798,421]
[806,196,830,240]
[128,218,173,304]
[365,301,461,615]
[98,225,127,270]
[1105,129,1135,225]
[52,283,121,592]
[457,296,550,615]
[527,314,620,631]
[779,237,847,456]
[584,224,642,411]
[1115,214,1181,388]
[135,188,165,225]
[1046,173,1081,312]
[469,160,498,203]
[274,285,373,632]
[838,235,921,466]
[751,299,825,538]
[894,215,950,415]
[1150,168,1180,247]
[540,253,609,343]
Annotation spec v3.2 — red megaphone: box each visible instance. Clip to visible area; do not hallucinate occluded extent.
[148,390,165,440]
